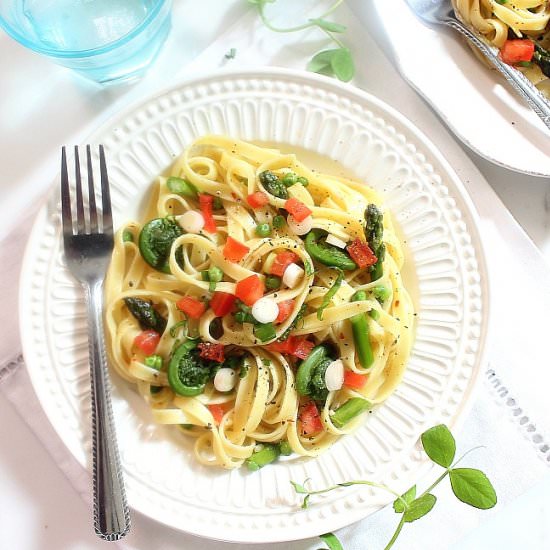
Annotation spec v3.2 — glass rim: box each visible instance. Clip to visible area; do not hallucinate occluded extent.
[0,0,169,58]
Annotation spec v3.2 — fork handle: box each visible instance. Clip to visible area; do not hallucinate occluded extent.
[84,281,130,541]
[445,18,550,131]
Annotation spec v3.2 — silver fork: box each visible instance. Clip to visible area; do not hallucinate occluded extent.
[61,145,130,541]
[404,0,550,131]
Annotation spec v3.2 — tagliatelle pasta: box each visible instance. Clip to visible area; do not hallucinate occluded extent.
[104,135,414,470]
[453,0,550,96]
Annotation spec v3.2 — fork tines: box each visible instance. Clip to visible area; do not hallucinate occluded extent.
[61,145,113,238]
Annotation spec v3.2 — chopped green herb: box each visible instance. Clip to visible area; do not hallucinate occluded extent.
[254,322,277,342]
[273,215,286,229]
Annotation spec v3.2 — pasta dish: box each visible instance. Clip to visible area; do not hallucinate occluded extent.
[453,0,550,97]
[104,136,414,470]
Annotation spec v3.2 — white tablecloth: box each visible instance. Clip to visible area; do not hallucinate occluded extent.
[1,1,549,549]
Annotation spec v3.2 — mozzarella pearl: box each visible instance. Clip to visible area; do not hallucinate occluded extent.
[325,234,348,249]
[180,210,205,233]
[251,296,279,324]
[324,360,344,391]
[287,214,313,236]
[214,368,237,393]
[282,262,304,288]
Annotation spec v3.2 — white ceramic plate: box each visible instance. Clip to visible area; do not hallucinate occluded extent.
[349,0,550,178]
[19,68,488,543]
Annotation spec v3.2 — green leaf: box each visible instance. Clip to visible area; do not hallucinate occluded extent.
[421,424,456,468]
[307,49,338,74]
[290,480,308,494]
[331,48,355,82]
[403,493,437,523]
[310,18,347,33]
[449,468,497,509]
[393,485,416,513]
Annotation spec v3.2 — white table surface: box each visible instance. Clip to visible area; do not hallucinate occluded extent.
[1,2,549,549]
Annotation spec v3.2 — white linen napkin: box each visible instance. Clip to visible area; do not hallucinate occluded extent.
[2,2,549,549]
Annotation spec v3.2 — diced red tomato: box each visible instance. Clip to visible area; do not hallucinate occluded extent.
[275,299,295,324]
[210,291,236,317]
[270,250,299,277]
[285,197,312,223]
[134,330,160,355]
[199,194,217,233]
[266,337,295,355]
[292,338,315,359]
[500,39,534,65]
[246,191,269,209]
[266,335,314,359]
[223,236,250,262]
[344,370,368,389]
[347,238,377,269]
[235,274,264,306]
[198,342,225,363]
[176,296,206,319]
[208,404,225,425]
[299,401,323,435]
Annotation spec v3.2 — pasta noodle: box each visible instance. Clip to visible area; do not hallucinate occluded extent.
[104,136,414,470]
[453,0,550,97]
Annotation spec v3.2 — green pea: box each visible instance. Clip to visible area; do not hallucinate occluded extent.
[281,172,298,187]
[265,275,281,290]
[297,176,309,186]
[122,229,134,242]
[255,223,272,238]
[273,215,286,229]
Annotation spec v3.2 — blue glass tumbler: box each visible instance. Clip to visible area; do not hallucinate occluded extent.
[0,0,172,84]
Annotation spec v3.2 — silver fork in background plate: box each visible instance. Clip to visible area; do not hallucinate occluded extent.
[404,0,550,131]
[61,145,130,541]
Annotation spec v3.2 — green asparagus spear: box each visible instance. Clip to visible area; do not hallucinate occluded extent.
[331,398,372,428]
[350,290,374,369]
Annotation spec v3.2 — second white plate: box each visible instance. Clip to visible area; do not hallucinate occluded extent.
[350,0,550,177]
[19,68,488,543]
